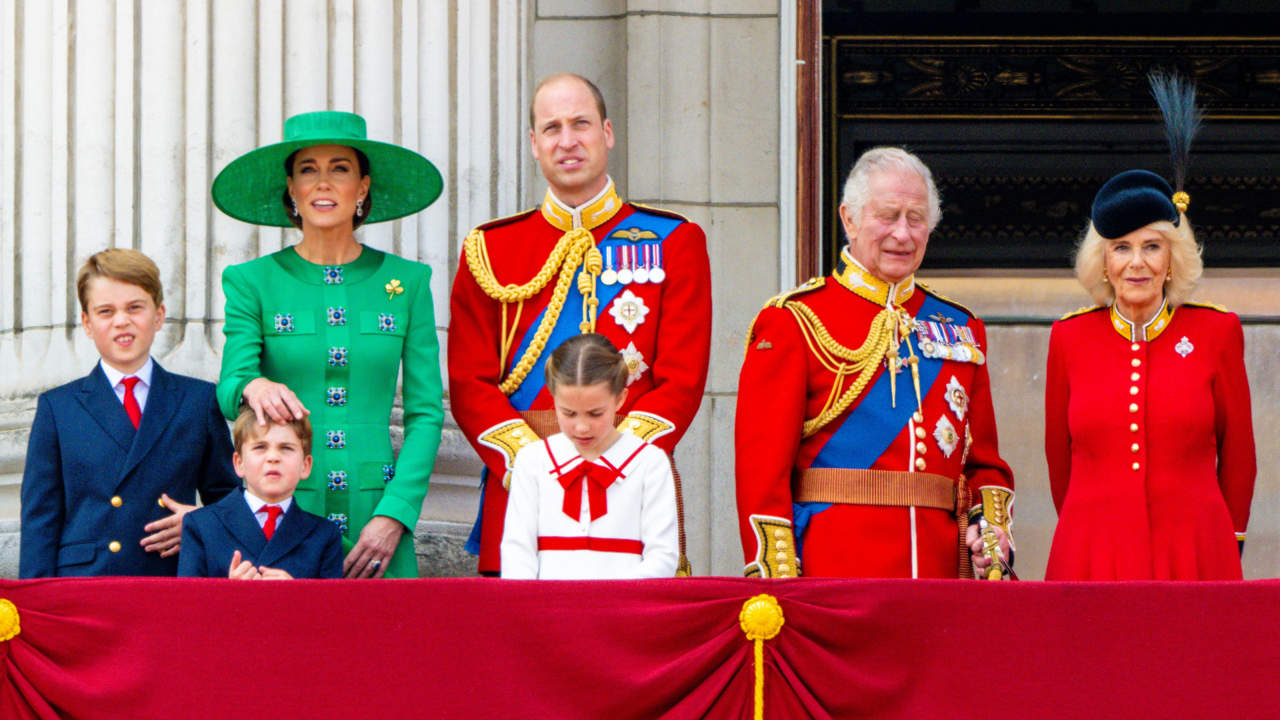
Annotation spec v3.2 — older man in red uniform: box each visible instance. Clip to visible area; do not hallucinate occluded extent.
[449,74,711,575]
[735,147,1013,579]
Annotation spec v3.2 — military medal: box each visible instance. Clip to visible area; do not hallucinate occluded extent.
[1175,335,1194,357]
[608,289,649,333]
[634,244,651,284]
[617,245,634,285]
[914,319,984,365]
[601,246,618,286]
[649,244,666,283]
[944,375,969,421]
[621,341,649,384]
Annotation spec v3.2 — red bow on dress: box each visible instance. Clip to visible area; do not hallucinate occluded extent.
[558,461,622,522]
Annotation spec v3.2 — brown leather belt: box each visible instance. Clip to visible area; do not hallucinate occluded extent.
[792,468,957,511]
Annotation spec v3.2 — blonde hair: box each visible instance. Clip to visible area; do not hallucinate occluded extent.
[76,248,164,313]
[545,333,628,397]
[231,406,313,456]
[1074,216,1203,307]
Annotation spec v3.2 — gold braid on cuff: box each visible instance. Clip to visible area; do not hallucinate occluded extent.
[744,515,798,578]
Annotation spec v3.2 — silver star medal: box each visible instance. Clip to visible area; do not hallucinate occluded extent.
[622,342,649,385]
[617,245,634,285]
[608,289,649,333]
[1175,335,1194,357]
[934,415,959,458]
[945,376,969,421]
[600,246,618,286]
[634,244,650,284]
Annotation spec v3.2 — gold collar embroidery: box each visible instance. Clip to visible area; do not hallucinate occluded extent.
[1109,299,1174,342]
[540,178,623,232]
[832,250,915,307]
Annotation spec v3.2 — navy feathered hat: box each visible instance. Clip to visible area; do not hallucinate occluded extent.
[1090,70,1201,240]
[1090,170,1180,240]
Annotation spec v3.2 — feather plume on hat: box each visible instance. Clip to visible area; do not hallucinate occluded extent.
[1147,69,1202,212]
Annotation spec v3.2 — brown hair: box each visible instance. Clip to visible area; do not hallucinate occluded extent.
[231,406,313,456]
[529,73,608,130]
[76,248,164,314]
[545,333,629,397]
[281,145,373,230]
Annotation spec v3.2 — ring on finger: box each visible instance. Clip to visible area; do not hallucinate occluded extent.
[370,559,382,571]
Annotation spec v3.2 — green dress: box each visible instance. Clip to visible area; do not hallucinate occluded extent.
[218,246,443,577]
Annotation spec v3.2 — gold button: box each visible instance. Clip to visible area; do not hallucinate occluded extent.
[158,497,166,508]
[1129,386,1139,395]
[915,458,926,470]
[108,541,121,553]
[1130,372,1140,381]
[1130,423,1139,432]
[773,529,785,540]
[1129,403,1138,413]
[110,496,123,507]
[775,540,787,551]
[915,442,927,454]
[1131,443,1140,452]
[778,564,791,575]
[775,552,788,562]
[912,411,924,423]
[1131,343,1140,351]
[914,427,926,439]
[1131,358,1141,368]
[1132,462,1140,471]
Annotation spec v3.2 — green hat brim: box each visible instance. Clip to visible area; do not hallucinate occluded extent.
[211,137,443,228]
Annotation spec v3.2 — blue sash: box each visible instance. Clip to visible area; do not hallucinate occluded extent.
[811,292,969,469]
[506,210,683,410]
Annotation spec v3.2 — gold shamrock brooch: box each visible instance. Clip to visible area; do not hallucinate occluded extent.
[385,278,403,300]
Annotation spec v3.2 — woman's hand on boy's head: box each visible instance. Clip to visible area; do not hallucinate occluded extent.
[141,494,197,557]
[228,550,262,580]
[243,377,310,425]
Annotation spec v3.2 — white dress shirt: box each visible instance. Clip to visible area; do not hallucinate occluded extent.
[243,488,294,530]
[100,357,155,414]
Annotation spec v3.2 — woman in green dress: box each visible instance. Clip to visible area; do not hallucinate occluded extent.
[211,111,444,578]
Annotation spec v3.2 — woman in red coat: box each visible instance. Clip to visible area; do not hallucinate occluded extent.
[1044,169,1255,580]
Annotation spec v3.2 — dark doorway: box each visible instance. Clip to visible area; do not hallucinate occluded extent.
[821,2,1280,273]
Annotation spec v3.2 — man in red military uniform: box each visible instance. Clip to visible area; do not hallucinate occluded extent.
[449,73,711,574]
[735,147,1013,579]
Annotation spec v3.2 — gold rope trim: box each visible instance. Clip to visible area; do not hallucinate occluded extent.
[464,226,598,395]
[740,594,784,720]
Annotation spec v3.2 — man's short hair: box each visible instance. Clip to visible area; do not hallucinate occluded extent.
[839,147,942,234]
[529,73,608,129]
[76,249,164,313]
[231,406,313,457]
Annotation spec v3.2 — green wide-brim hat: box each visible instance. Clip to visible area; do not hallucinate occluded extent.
[211,111,443,227]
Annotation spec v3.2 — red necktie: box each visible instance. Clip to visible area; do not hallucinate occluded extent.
[557,463,621,522]
[262,505,283,540]
[121,376,142,429]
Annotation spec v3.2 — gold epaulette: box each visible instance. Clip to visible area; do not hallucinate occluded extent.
[1184,300,1232,313]
[917,281,978,319]
[744,277,825,355]
[472,207,538,233]
[1058,304,1104,322]
[628,201,689,223]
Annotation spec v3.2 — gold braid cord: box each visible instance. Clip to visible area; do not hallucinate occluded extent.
[464,226,598,395]
[786,301,912,437]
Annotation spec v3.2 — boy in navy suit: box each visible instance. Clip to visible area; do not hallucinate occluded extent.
[178,408,342,579]
[20,249,238,577]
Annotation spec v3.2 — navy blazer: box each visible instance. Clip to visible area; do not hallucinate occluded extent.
[19,361,238,577]
[177,490,342,578]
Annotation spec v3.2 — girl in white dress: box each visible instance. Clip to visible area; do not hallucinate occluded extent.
[500,334,678,579]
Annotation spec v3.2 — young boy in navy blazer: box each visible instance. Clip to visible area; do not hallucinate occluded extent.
[179,408,342,579]
[20,249,239,577]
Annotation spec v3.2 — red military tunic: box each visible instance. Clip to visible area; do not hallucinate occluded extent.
[1044,301,1255,580]
[735,252,1013,578]
[449,179,711,573]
